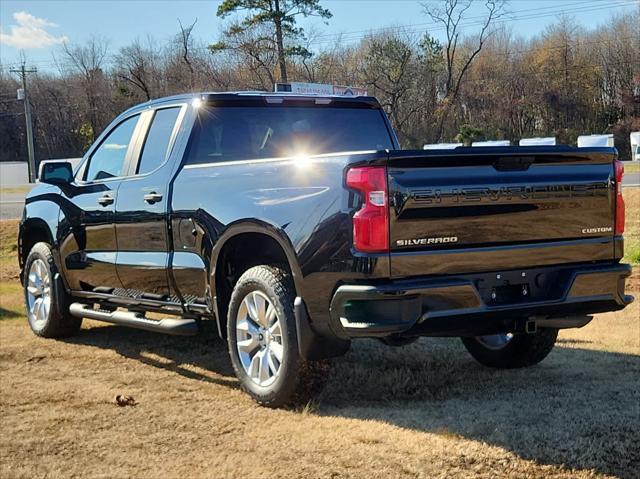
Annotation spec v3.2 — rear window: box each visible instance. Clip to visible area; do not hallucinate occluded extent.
[185,106,393,164]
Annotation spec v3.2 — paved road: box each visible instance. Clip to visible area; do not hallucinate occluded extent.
[0,202,25,220]
[0,186,33,220]
[623,171,640,187]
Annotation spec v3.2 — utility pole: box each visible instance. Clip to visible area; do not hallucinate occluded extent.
[10,63,38,183]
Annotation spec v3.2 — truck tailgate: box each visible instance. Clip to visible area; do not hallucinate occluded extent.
[386,147,617,278]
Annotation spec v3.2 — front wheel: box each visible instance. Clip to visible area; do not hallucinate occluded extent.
[227,265,322,407]
[461,328,558,369]
[23,242,82,338]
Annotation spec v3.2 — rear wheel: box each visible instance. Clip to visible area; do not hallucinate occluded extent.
[379,334,419,347]
[23,242,81,338]
[461,328,558,368]
[227,265,322,407]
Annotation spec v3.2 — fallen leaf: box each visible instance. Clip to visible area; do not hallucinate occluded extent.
[25,355,46,363]
[115,395,137,407]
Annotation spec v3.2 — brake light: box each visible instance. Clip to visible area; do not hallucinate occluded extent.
[346,166,389,252]
[614,160,625,234]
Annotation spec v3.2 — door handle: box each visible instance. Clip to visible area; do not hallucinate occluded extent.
[143,192,163,204]
[97,194,114,206]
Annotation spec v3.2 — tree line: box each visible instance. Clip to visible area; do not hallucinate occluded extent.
[1,0,638,164]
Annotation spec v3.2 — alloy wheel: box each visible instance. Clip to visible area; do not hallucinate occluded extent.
[26,258,51,328]
[235,290,284,387]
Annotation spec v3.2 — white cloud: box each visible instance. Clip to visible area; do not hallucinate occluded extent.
[0,11,68,49]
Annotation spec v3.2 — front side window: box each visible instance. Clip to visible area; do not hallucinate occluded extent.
[185,106,394,165]
[85,115,139,181]
[137,107,181,174]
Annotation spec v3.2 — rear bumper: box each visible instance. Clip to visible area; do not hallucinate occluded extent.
[329,263,633,339]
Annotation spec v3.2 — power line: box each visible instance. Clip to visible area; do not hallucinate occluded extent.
[1,0,635,70]
[309,0,638,46]
[308,0,603,42]
[186,1,637,57]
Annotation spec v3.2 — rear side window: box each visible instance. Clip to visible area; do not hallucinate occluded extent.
[185,106,393,165]
[85,114,139,181]
[137,107,181,174]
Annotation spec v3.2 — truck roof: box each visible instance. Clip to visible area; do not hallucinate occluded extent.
[125,91,381,114]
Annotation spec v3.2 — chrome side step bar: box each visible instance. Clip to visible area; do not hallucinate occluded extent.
[69,303,198,336]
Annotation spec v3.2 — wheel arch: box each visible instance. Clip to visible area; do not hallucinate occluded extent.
[19,217,56,284]
[19,197,62,279]
[209,220,304,338]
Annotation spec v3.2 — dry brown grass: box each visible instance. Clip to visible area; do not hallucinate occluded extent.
[1,295,638,478]
[1,192,639,479]
[0,220,19,283]
[622,188,640,264]
[623,162,640,174]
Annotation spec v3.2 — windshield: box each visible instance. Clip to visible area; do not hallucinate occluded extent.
[185,106,394,164]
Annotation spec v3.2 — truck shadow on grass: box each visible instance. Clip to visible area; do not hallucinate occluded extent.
[321,337,640,479]
[0,306,23,319]
[66,325,639,479]
[67,322,238,389]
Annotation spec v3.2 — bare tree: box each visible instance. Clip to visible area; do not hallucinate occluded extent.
[423,0,506,140]
[362,32,420,145]
[175,19,198,89]
[114,37,162,100]
[62,37,110,78]
[61,36,111,140]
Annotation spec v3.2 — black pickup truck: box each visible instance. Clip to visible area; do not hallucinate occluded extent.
[20,92,633,406]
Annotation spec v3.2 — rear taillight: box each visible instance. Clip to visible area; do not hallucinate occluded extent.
[614,160,625,234]
[346,166,389,252]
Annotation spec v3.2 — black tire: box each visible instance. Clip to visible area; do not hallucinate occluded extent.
[23,242,82,338]
[227,265,323,408]
[461,328,558,369]
[379,335,419,347]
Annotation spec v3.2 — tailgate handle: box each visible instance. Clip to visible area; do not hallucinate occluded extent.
[493,156,534,171]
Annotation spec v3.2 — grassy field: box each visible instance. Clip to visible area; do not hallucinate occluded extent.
[1,192,638,478]
[0,186,30,194]
[623,189,640,264]
[623,162,640,174]
[0,186,33,198]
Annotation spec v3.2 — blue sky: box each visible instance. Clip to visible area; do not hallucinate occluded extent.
[1,0,638,71]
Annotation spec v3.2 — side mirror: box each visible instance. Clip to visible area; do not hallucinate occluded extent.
[39,161,73,186]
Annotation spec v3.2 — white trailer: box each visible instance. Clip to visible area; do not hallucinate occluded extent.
[630,132,640,162]
[472,140,511,147]
[423,143,462,150]
[577,134,614,148]
[0,161,29,187]
[519,137,556,146]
